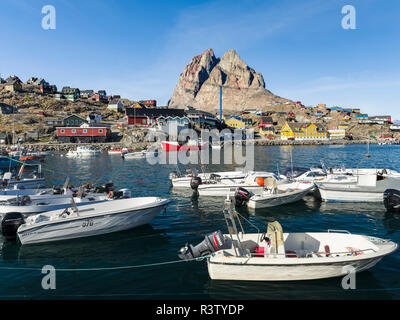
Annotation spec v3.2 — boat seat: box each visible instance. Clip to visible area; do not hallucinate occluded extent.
[264,177,277,194]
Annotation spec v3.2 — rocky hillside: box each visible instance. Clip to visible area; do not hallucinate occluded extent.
[0,83,132,141]
[168,48,290,113]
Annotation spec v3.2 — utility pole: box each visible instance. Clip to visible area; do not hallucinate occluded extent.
[219,85,222,121]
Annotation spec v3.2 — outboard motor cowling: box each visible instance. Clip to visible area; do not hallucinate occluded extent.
[384,189,400,213]
[190,177,202,190]
[1,212,25,241]
[234,187,253,207]
[178,230,226,260]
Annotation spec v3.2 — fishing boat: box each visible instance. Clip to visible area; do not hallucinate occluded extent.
[234,178,315,209]
[11,196,170,244]
[317,173,400,202]
[194,171,288,197]
[162,139,208,151]
[178,199,398,281]
[65,146,100,157]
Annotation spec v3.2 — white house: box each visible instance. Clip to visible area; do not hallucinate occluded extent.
[107,100,124,112]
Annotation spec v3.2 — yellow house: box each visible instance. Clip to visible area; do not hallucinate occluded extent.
[131,103,144,108]
[225,116,249,129]
[280,122,328,140]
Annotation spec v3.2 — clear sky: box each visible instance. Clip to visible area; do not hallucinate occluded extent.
[1,0,399,118]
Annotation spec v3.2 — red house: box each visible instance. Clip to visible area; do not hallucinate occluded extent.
[287,111,296,119]
[139,100,157,107]
[56,125,111,143]
[91,93,108,103]
[124,108,186,126]
[258,116,273,128]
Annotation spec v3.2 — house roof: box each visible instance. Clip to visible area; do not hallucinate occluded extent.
[261,116,273,122]
[63,114,85,121]
[125,107,186,118]
[286,122,326,132]
[108,100,122,105]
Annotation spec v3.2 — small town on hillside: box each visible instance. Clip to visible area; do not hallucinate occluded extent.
[1,74,399,146]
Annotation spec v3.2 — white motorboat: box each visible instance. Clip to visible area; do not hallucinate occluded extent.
[13,197,170,244]
[317,173,400,202]
[233,179,315,209]
[0,186,52,198]
[195,171,288,197]
[178,200,398,281]
[0,165,46,189]
[170,168,254,188]
[122,151,146,159]
[65,146,100,157]
[108,148,130,155]
[0,190,131,215]
[210,141,223,149]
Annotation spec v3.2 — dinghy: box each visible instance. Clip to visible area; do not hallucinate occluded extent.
[13,196,170,244]
[178,199,398,281]
[234,178,315,209]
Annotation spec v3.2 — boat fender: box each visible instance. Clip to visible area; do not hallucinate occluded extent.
[1,212,25,241]
[324,245,331,257]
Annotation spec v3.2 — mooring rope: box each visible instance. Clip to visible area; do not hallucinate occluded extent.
[0,254,213,272]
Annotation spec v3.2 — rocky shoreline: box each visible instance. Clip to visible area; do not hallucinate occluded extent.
[1,138,387,153]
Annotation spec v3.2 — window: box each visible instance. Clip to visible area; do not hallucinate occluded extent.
[72,129,76,133]
[60,129,65,134]
[83,129,87,133]
[98,129,103,133]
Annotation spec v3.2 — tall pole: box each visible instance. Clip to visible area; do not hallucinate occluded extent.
[219,85,222,121]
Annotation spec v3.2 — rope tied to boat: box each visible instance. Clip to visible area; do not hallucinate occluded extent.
[0,254,215,272]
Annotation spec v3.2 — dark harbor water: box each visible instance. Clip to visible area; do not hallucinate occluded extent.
[0,143,400,300]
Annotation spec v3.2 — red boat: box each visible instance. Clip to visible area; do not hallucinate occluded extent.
[161,140,208,151]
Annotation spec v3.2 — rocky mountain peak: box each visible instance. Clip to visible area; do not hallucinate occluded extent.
[168,48,289,112]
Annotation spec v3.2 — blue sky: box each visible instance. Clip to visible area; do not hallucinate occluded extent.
[1,0,399,118]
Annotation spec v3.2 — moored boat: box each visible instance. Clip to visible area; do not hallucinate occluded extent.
[162,140,208,151]
[317,173,400,202]
[66,146,100,157]
[178,199,398,281]
[12,196,170,244]
[234,179,315,209]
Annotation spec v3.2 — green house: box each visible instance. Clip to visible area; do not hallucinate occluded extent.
[63,114,85,127]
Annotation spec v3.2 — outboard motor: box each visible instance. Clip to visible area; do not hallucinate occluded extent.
[52,186,62,195]
[120,189,131,198]
[384,189,400,213]
[190,176,202,190]
[1,212,25,241]
[178,230,226,260]
[169,171,180,180]
[234,187,253,207]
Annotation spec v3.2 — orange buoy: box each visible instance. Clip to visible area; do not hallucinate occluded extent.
[256,177,264,186]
